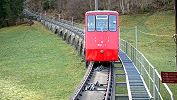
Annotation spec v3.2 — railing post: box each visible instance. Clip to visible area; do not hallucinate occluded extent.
[72,17,74,26]
[158,78,160,100]
[149,65,151,92]
[131,45,132,60]
[40,13,42,20]
[126,41,128,54]
[132,47,134,62]
[153,68,156,100]
[133,47,135,62]
[140,54,142,76]
[135,26,138,50]
[44,11,46,16]
[134,47,136,66]
[135,26,138,67]
[171,95,174,100]
[124,41,126,52]
[58,14,60,21]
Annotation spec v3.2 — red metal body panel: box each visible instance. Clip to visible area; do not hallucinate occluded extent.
[85,11,119,62]
[87,49,118,61]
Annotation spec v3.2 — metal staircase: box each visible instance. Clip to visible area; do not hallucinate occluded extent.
[119,50,151,100]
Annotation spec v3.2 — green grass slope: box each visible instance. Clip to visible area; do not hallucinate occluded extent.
[0,22,85,100]
[120,10,176,99]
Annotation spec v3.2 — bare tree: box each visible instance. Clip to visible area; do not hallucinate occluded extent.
[27,0,175,20]
[126,0,130,13]
[120,0,125,14]
[108,0,111,10]
[89,0,93,10]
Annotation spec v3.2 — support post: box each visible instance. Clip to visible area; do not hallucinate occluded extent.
[58,14,60,21]
[131,45,132,60]
[153,68,156,100]
[133,47,135,62]
[126,42,128,54]
[158,78,160,100]
[175,0,177,71]
[140,54,142,75]
[149,65,151,91]
[40,13,42,20]
[135,26,138,50]
[108,0,111,10]
[134,47,136,65]
[72,17,74,26]
[95,0,98,10]
[44,11,46,16]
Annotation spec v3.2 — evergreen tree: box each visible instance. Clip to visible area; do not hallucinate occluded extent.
[0,0,24,27]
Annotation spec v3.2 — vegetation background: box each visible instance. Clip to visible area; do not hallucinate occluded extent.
[26,0,175,21]
[0,0,175,27]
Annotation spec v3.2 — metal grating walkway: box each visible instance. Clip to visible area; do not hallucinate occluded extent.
[119,50,151,100]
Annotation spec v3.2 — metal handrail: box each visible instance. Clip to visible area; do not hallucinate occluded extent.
[120,39,174,100]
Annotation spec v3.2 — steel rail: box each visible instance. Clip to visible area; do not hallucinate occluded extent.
[72,64,113,100]
[72,62,94,100]
[104,65,112,100]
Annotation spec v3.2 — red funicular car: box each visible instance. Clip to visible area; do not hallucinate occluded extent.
[85,11,119,63]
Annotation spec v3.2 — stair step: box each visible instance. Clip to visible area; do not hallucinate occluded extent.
[132,98,151,100]
[129,82,144,86]
[132,94,149,98]
[116,82,127,86]
[116,74,125,77]
[114,67,124,70]
[129,80,143,83]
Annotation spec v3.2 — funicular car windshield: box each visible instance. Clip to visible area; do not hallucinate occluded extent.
[96,15,108,31]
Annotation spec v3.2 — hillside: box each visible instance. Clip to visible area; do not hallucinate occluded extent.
[0,22,85,100]
[120,10,175,72]
[120,10,176,99]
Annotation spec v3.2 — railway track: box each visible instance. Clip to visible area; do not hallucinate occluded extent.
[72,62,114,100]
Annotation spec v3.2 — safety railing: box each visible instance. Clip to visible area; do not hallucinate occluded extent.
[23,9,84,38]
[120,39,174,100]
[24,9,84,31]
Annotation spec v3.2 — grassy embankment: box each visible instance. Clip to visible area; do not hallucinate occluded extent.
[120,10,176,99]
[0,22,85,100]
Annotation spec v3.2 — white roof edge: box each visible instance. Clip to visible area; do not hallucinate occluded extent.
[86,10,118,13]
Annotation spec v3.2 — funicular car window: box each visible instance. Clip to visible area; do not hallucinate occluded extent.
[87,15,95,31]
[96,15,108,31]
[109,15,117,32]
